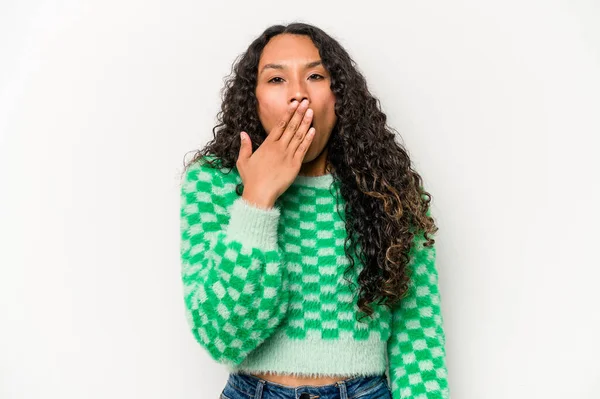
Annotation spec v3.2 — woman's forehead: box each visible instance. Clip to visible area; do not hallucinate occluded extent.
[259,34,319,66]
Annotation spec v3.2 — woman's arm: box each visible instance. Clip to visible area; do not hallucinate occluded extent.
[180,158,289,366]
[386,233,450,399]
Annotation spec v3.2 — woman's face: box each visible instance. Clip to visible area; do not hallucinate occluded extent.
[255,33,337,163]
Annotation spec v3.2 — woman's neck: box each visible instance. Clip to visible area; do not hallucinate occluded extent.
[298,147,333,177]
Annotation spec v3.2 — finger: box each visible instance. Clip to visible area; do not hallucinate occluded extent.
[287,107,313,153]
[237,131,252,164]
[269,100,300,141]
[279,99,309,146]
[293,127,315,162]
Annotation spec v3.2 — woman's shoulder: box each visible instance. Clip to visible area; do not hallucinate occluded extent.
[182,154,242,195]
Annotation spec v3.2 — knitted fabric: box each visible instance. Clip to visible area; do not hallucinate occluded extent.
[180,155,450,398]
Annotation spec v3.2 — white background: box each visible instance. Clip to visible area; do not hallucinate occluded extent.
[1,1,599,398]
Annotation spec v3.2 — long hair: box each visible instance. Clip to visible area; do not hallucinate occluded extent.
[182,22,438,322]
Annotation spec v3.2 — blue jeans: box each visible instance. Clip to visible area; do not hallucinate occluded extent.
[220,372,392,399]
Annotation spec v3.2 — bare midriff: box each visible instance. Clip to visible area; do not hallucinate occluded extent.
[251,372,355,387]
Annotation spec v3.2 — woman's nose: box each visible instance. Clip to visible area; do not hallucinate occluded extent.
[290,96,309,105]
[289,80,309,105]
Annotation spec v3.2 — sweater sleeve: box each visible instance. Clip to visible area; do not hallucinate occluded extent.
[179,159,290,366]
[386,233,450,399]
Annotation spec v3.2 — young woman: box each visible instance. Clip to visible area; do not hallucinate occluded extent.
[180,22,449,399]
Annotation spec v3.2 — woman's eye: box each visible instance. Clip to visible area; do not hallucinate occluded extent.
[267,75,324,84]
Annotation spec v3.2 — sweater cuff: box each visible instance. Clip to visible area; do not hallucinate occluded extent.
[225,197,281,251]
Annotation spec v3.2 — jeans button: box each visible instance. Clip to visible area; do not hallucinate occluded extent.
[299,394,311,399]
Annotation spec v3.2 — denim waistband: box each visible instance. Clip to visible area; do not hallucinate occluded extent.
[226,372,388,399]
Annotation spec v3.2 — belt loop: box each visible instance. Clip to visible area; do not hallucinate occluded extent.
[254,378,265,399]
[336,380,348,399]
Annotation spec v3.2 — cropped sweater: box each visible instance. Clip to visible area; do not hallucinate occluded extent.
[179,155,450,399]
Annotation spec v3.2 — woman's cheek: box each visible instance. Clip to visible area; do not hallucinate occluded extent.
[256,102,273,132]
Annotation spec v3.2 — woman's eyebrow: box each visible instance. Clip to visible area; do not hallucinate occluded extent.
[259,60,323,76]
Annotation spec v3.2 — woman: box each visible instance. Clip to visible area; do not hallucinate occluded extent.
[180,22,449,399]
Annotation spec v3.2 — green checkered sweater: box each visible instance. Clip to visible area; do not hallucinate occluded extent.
[180,155,450,399]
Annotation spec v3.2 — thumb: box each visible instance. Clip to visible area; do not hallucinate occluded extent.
[238,131,252,161]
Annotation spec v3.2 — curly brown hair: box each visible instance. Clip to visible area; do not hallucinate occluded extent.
[182,22,438,322]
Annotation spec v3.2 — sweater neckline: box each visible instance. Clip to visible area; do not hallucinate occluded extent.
[291,172,335,189]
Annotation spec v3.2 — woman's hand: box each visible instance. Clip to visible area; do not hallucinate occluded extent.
[237,99,316,209]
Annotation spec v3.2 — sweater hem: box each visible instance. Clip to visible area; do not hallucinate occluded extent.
[225,329,387,378]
